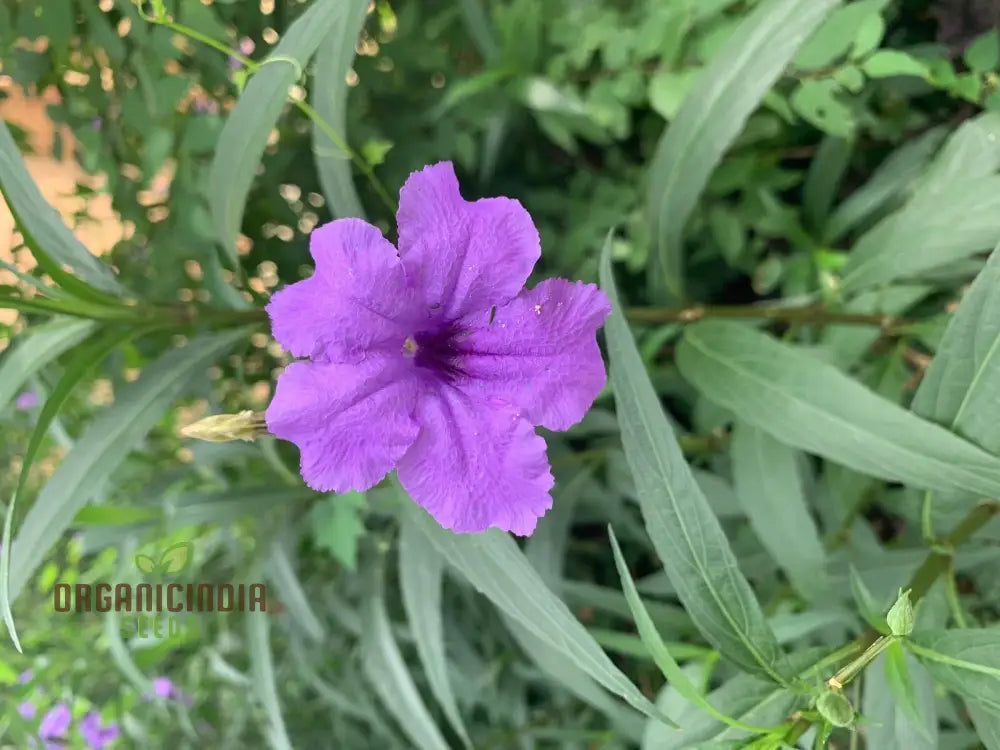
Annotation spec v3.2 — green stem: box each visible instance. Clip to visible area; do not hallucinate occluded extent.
[626,304,906,331]
[783,500,1000,744]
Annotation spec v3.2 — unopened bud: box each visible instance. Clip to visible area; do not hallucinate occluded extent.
[180,411,267,442]
[816,690,854,727]
[886,588,914,636]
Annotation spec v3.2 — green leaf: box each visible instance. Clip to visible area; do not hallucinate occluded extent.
[968,702,1000,750]
[0,318,94,411]
[647,0,838,299]
[909,629,1000,712]
[360,556,450,750]
[246,605,294,749]
[794,0,886,70]
[850,11,885,58]
[675,320,1000,500]
[912,243,1000,454]
[824,126,945,243]
[0,120,125,298]
[308,492,366,570]
[642,649,828,749]
[730,423,828,601]
[648,69,700,121]
[311,0,368,219]
[880,641,933,741]
[1,324,140,650]
[6,329,247,605]
[134,554,157,575]
[610,525,778,733]
[72,505,159,526]
[790,79,855,137]
[840,113,1000,291]
[599,239,790,684]
[803,135,853,231]
[401,491,671,725]
[266,543,325,643]
[210,0,347,264]
[966,31,1000,73]
[398,517,472,747]
[158,541,193,575]
[848,565,888,632]
[861,49,929,78]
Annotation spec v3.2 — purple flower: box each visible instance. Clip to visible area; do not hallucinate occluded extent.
[18,701,36,719]
[265,162,611,535]
[151,676,174,698]
[18,669,34,683]
[38,703,71,740]
[79,712,120,749]
[15,390,38,409]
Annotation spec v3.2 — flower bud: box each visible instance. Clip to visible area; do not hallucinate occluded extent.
[180,411,267,443]
[816,690,855,727]
[886,588,914,637]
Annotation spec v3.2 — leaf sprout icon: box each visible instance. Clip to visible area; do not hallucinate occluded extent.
[134,542,194,577]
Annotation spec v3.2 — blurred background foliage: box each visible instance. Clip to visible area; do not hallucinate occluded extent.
[1,0,1000,748]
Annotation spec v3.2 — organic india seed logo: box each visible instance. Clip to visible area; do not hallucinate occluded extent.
[54,540,279,640]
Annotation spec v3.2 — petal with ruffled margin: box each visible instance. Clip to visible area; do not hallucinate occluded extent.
[396,162,540,321]
[266,358,420,492]
[396,388,554,535]
[266,219,417,363]
[454,279,611,431]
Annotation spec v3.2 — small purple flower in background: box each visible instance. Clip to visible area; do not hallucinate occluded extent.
[79,712,120,749]
[229,36,255,69]
[147,676,191,704]
[266,161,611,535]
[90,117,103,131]
[18,668,34,683]
[38,703,71,743]
[18,701,36,719]
[15,390,38,410]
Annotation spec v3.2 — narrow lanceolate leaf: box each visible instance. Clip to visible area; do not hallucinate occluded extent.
[403,493,672,725]
[841,113,1000,292]
[6,329,247,603]
[398,517,472,748]
[909,629,1000,712]
[676,320,1000,500]
[2,324,139,650]
[609,527,770,734]
[647,0,838,299]
[862,648,937,750]
[210,0,347,264]
[912,242,1000,453]
[730,423,828,602]
[599,239,790,684]
[246,608,294,750]
[968,702,1000,750]
[361,557,450,750]
[311,0,368,219]
[642,649,828,750]
[0,318,94,411]
[266,543,324,643]
[0,121,125,296]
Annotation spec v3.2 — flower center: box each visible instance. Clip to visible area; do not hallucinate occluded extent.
[404,328,465,381]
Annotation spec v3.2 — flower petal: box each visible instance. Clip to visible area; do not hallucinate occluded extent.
[455,279,611,430]
[266,218,417,363]
[397,162,540,320]
[266,358,420,492]
[397,387,554,535]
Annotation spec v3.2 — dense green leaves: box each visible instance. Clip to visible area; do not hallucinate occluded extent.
[209,0,347,265]
[647,0,839,299]
[600,239,790,683]
[6,329,248,603]
[677,320,1000,499]
[402,495,670,724]
[863,648,938,749]
[0,318,94,411]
